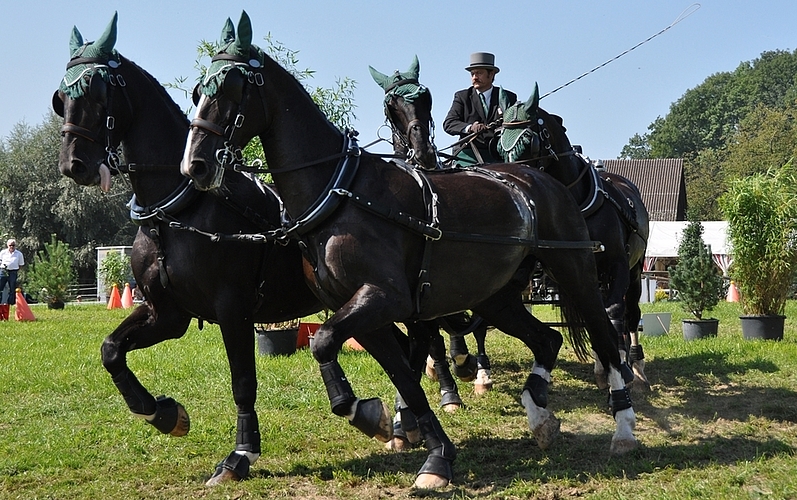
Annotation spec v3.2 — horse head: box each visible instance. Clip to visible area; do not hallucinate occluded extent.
[369,57,439,170]
[53,12,132,191]
[182,11,271,191]
[496,84,546,164]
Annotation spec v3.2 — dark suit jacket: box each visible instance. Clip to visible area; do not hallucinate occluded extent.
[443,86,518,148]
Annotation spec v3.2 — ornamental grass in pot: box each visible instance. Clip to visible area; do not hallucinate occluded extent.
[668,221,723,340]
[719,164,797,340]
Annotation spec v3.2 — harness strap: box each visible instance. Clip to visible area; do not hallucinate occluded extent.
[61,123,100,143]
[190,118,226,137]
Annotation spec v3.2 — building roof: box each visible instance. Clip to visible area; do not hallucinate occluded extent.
[602,158,687,221]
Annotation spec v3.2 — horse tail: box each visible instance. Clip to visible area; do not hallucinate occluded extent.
[555,289,591,363]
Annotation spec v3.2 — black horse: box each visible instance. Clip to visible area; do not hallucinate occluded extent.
[371,59,650,391]
[495,85,651,390]
[52,13,324,486]
[369,58,495,395]
[182,12,637,489]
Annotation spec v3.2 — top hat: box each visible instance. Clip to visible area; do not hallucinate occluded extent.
[465,52,499,73]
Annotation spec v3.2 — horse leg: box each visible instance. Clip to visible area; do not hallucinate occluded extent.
[428,327,463,412]
[626,263,650,390]
[101,301,192,436]
[472,323,493,394]
[442,313,478,381]
[474,291,562,450]
[312,288,454,488]
[388,322,429,451]
[594,265,634,390]
[205,314,261,486]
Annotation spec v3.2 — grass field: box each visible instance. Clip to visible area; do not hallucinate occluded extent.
[1,300,796,499]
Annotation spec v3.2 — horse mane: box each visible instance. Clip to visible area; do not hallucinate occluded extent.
[119,54,190,127]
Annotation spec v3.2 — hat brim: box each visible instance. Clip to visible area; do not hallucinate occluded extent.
[466,64,499,73]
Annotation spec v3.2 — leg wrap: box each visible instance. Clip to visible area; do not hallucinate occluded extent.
[523,373,549,409]
[319,361,356,416]
[148,396,181,434]
[451,354,478,381]
[399,406,418,436]
[476,354,491,371]
[416,411,455,480]
[236,412,261,455]
[610,388,633,417]
[629,344,645,363]
[210,451,251,481]
[620,362,635,384]
[440,390,463,408]
[112,369,157,416]
[434,359,457,395]
[349,398,392,441]
[448,334,469,358]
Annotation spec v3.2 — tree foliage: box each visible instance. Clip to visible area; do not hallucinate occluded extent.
[0,114,136,279]
[98,250,131,295]
[621,49,797,220]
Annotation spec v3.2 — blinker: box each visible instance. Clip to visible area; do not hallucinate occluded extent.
[222,68,245,104]
[192,84,202,106]
[88,72,107,104]
[52,90,65,118]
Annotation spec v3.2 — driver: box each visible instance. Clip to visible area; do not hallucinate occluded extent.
[443,52,517,166]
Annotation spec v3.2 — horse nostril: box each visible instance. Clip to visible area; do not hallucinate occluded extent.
[67,159,88,180]
[189,160,207,179]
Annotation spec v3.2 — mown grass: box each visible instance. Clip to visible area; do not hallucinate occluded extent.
[1,301,796,499]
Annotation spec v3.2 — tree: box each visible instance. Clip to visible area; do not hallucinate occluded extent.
[25,234,76,309]
[668,221,723,320]
[98,250,131,296]
[0,113,136,280]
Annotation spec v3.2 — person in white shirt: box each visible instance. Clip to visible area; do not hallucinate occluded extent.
[0,239,25,306]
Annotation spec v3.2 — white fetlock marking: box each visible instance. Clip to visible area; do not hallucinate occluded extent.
[608,366,638,452]
[235,450,260,465]
[531,362,551,383]
[475,368,492,386]
[521,390,549,430]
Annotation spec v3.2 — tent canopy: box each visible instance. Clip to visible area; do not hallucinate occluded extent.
[646,221,729,258]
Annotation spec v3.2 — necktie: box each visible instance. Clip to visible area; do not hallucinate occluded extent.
[479,93,489,117]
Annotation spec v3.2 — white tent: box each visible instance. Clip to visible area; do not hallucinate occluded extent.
[645,221,731,275]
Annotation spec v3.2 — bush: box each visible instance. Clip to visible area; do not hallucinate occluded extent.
[26,234,76,308]
[669,221,724,319]
[719,163,797,315]
[99,250,131,295]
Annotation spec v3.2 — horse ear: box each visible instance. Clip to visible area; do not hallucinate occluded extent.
[94,11,118,55]
[498,88,512,113]
[234,11,253,53]
[407,55,420,80]
[368,66,391,91]
[524,82,540,115]
[221,17,235,43]
[69,26,84,57]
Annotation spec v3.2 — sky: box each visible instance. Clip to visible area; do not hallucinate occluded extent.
[3,1,796,161]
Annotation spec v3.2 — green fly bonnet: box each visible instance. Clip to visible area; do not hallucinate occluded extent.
[497,84,542,163]
[58,12,122,101]
[369,56,430,106]
[194,11,266,104]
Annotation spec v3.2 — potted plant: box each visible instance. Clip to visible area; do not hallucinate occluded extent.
[719,163,797,340]
[256,319,301,356]
[26,235,76,309]
[668,221,724,340]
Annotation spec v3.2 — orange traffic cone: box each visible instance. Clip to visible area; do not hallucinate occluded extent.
[14,289,35,321]
[107,284,122,310]
[727,281,740,302]
[121,283,134,309]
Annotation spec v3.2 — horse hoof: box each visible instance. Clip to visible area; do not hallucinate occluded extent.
[473,369,493,394]
[205,467,241,486]
[474,383,492,395]
[349,398,393,443]
[594,372,609,390]
[441,403,461,413]
[385,436,411,452]
[170,402,190,437]
[610,436,639,455]
[414,473,449,489]
[532,411,560,450]
[425,356,438,381]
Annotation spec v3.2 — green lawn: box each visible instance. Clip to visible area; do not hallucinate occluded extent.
[0,300,796,499]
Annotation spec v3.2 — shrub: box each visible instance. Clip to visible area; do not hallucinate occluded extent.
[26,234,76,308]
[99,250,131,295]
[669,221,724,319]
